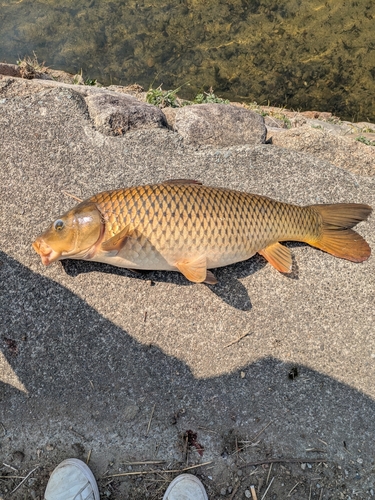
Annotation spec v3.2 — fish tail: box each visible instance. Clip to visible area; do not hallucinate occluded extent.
[306,203,372,262]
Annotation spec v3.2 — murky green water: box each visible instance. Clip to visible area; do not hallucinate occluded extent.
[1,0,374,121]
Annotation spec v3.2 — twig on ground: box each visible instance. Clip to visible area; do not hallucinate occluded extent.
[266,463,273,484]
[224,332,250,348]
[121,461,166,465]
[183,434,188,462]
[69,427,86,439]
[239,458,327,469]
[147,404,156,435]
[197,426,219,434]
[0,422,6,437]
[319,488,323,500]
[61,191,83,202]
[287,482,299,497]
[229,482,240,500]
[10,465,39,495]
[86,449,92,465]
[233,421,273,455]
[260,476,274,500]
[0,476,25,479]
[2,463,18,472]
[250,485,258,500]
[102,461,213,478]
[250,421,273,443]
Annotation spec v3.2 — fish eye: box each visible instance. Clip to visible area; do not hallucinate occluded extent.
[54,219,65,231]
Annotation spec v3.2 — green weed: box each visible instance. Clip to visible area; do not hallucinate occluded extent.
[355,135,375,146]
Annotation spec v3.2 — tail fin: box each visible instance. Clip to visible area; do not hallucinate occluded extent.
[307,203,372,262]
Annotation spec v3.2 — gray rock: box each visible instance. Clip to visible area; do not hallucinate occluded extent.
[85,92,167,136]
[162,107,178,130]
[270,126,375,176]
[173,104,266,147]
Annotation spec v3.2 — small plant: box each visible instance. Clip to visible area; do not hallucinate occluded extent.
[193,87,229,104]
[73,69,99,86]
[17,52,48,79]
[17,52,48,73]
[84,78,97,86]
[355,135,375,146]
[146,84,182,108]
[272,113,291,128]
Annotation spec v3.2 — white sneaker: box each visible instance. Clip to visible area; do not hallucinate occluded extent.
[163,473,208,500]
[44,458,100,500]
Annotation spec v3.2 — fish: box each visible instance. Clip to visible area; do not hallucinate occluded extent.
[32,179,372,284]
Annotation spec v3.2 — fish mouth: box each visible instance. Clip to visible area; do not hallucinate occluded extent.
[32,239,60,266]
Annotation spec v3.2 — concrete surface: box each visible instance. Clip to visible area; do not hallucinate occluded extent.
[1,78,375,499]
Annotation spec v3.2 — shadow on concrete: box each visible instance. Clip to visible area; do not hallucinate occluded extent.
[1,251,375,492]
[60,254,269,311]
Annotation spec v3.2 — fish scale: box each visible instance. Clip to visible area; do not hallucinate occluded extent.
[89,184,320,269]
[32,181,372,284]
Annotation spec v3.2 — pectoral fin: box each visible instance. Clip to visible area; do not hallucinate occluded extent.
[259,242,292,273]
[176,256,217,284]
[101,224,134,253]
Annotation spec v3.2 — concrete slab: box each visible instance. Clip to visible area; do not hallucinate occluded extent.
[1,79,375,499]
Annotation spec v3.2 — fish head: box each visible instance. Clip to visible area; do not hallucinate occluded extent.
[32,202,103,265]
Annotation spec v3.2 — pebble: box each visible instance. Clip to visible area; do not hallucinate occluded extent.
[245,490,251,498]
[357,458,363,464]
[221,487,227,495]
[237,469,243,476]
[301,463,306,470]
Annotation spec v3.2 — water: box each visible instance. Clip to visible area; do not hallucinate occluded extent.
[1,0,374,121]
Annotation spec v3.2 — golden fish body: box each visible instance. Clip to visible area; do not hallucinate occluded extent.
[32,181,372,284]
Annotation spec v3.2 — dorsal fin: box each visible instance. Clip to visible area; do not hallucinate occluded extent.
[162,179,203,186]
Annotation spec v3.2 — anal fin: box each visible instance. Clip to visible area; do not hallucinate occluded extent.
[176,255,216,284]
[259,242,292,273]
